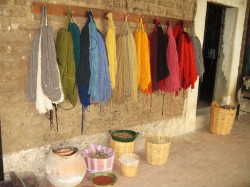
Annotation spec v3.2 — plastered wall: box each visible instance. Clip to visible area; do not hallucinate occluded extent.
[0,0,195,155]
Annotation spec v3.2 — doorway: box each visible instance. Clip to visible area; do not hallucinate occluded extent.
[198,3,225,108]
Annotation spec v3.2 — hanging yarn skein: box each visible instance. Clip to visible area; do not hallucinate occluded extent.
[149,19,169,92]
[106,12,117,91]
[28,27,40,102]
[113,29,128,103]
[135,17,152,93]
[113,16,138,103]
[41,20,63,103]
[88,17,99,101]
[78,11,111,133]
[164,22,180,93]
[187,33,198,89]
[78,13,91,108]
[126,17,138,103]
[68,12,81,82]
[174,21,197,90]
[191,35,205,79]
[78,13,91,133]
[56,12,77,107]
[88,12,111,104]
[28,6,64,114]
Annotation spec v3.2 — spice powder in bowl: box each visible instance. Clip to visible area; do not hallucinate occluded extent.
[90,172,117,187]
[92,176,115,185]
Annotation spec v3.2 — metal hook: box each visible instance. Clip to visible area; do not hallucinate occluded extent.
[67,6,70,17]
[139,17,143,23]
[125,14,129,21]
[88,10,93,17]
[43,0,46,7]
[42,5,46,16]
[154,18,160,25]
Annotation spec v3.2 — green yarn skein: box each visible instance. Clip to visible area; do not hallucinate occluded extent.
[56,14,77,107]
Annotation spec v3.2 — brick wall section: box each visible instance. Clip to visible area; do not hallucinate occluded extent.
[0,0,195,154]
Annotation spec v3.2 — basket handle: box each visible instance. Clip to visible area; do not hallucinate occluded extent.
[107,130,113,136]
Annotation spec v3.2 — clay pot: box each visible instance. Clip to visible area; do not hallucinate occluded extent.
[45,146,86,187]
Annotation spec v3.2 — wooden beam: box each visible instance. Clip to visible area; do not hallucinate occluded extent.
[32,2,192,26]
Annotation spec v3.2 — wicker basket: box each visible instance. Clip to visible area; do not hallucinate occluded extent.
[209,102,236,135]
[110,138,135,165]
[145,139,171,165]
[119,153,139,177]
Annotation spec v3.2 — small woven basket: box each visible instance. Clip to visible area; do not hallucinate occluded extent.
[145,139,171,165]
[119,153,139,177]
[110,138,135,165]
[209,101,236,135]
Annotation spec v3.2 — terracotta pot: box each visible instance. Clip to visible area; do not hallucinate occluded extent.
[45,146,86,187]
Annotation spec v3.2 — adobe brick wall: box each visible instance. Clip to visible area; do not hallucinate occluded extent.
[0,0,196,155]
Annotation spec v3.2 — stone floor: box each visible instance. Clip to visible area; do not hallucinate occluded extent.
[41,113,250,187]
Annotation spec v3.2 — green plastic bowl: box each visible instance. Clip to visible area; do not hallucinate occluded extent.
[90,172,117,187]
[109,130,139,142]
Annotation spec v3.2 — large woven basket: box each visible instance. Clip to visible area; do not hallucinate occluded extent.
[145,139,171,165]
[110,138,135,165]
[209,102,236,135]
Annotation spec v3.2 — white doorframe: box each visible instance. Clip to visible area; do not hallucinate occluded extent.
[194,0,247,105]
